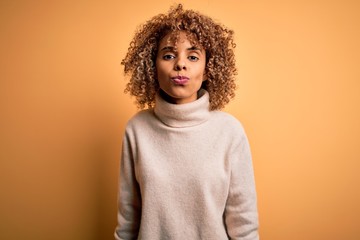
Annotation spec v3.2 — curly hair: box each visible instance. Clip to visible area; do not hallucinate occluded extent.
[121,4,237,110]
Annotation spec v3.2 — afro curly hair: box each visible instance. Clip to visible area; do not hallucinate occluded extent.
[121,4,237,110]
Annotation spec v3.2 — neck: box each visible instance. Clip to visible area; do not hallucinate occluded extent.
[159,89,200,105]
[154,89,211,128]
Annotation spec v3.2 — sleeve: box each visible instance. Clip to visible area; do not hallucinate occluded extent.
[224,130,259,240]
[114,131,142,240]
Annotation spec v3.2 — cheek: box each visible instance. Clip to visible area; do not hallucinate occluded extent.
[155,63,169,78]
[197,65,207,78]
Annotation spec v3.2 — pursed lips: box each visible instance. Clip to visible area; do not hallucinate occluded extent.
[171,75,189,85]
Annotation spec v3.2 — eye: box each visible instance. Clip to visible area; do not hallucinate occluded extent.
[188,55,199,61]
[162,54,175,60]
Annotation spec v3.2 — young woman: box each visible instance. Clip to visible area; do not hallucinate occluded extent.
[115,4,259,240]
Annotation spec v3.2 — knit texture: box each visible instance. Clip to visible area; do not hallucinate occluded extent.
[115,90,259,240]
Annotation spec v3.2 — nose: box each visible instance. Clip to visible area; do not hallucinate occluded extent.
[174,58,186,71]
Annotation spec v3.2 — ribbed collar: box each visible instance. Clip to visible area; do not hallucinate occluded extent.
[154,89,211,128]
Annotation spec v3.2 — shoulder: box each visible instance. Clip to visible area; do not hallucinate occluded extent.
[209,111,249,146]
[211,111,246,133]
[125,109,155,131]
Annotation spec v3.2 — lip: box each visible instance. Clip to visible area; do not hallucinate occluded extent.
[171,76,189,85]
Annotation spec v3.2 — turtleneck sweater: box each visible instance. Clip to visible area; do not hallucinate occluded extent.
[115,90,259,240]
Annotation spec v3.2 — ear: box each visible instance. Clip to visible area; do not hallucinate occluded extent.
[202,72,207,82]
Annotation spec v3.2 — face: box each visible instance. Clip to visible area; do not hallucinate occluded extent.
[156,31,207,104]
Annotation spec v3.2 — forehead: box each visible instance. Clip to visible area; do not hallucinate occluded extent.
[159,31,201,48]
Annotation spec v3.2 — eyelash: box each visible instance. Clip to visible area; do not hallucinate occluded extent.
[162,54,175,60]
[188,56,199,61]
[162,54,199,61]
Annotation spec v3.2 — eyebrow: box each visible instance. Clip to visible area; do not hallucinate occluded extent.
[159,46,202,52]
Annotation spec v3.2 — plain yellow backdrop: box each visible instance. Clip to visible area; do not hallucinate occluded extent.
[1,0,359,239]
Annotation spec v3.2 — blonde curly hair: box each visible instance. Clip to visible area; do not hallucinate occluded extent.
[122,4,237,110]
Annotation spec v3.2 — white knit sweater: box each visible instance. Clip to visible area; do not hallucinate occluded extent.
[115,90,259,240]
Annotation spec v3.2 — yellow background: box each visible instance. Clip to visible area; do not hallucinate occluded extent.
[1,0,359,239]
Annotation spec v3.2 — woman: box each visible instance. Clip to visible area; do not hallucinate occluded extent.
[115,4,259,240]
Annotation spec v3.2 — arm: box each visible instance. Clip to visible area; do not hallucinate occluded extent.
[225,132,259,240]
[114,132,142,240]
